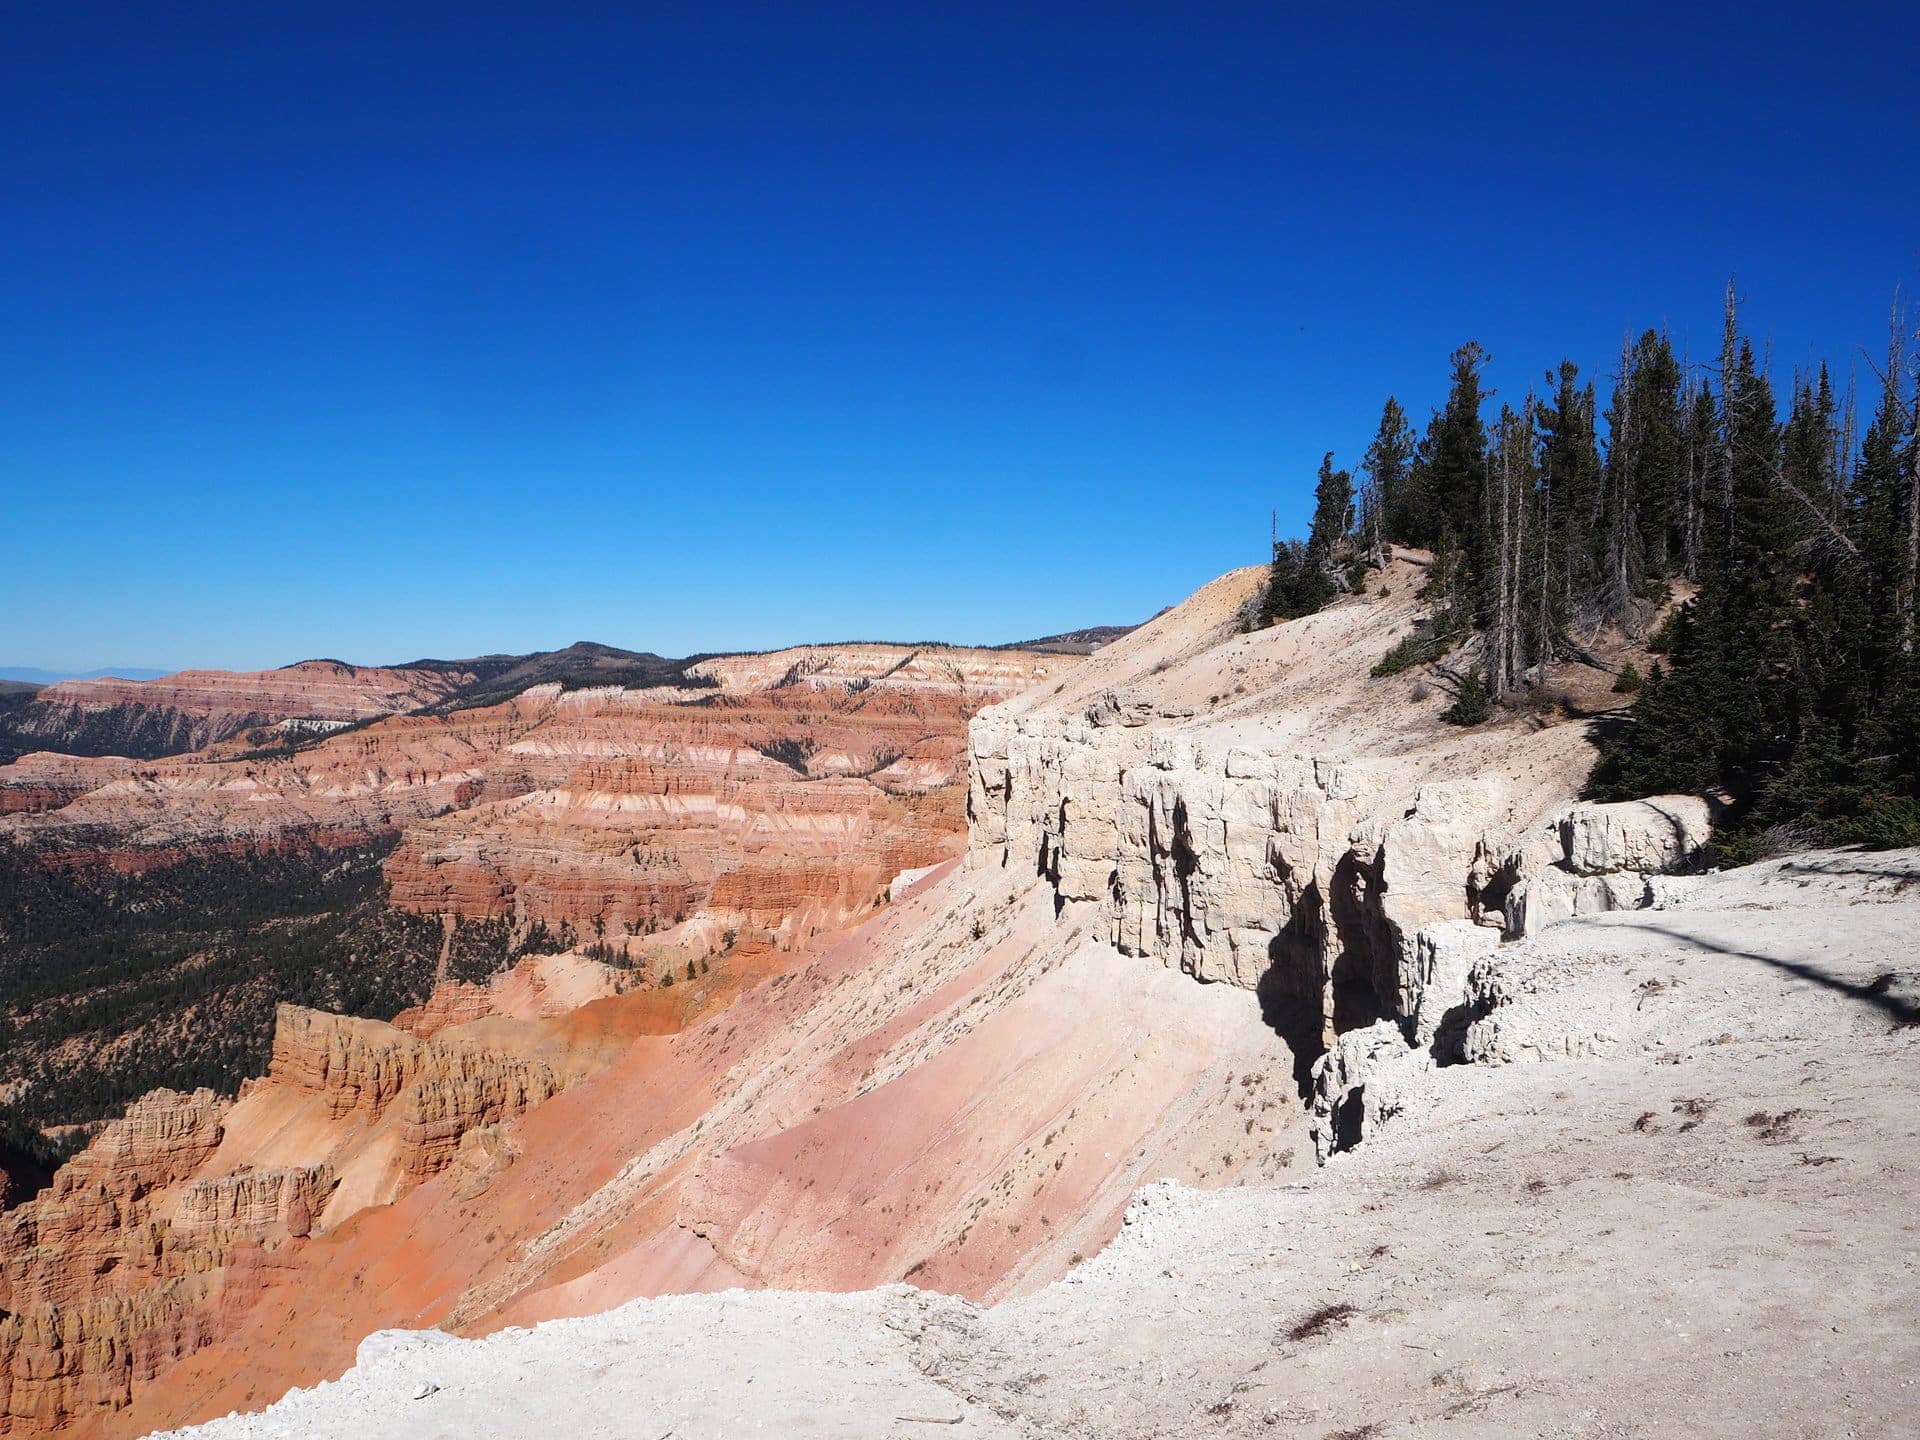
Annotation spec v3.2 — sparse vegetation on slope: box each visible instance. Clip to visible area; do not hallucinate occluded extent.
[0,839,447,1136]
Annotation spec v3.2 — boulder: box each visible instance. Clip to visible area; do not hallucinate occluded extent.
[1307,1020,1433,1161]
[1558,796,1713,877]
[1504,867,1649,938]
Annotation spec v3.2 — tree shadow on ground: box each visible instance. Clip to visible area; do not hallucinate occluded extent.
[1633,921,1920,1027]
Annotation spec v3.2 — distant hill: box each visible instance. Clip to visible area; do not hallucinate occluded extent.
[405,641,706,714]
[1001,621,1148,656]
[0,666,171,685]
[0,631,1105,763]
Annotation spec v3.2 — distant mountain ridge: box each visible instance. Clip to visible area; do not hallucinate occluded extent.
[0,631,1136,762]
[0,665,171,685]
[1000,621,1148,655]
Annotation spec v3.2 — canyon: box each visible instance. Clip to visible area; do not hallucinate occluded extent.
[0,640,1069,1145]
[0,554,1787,1436]
[0,643,1067,948]
[0,662,481,764]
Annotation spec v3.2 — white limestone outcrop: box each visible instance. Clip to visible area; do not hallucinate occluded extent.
[965,563,1716,1157]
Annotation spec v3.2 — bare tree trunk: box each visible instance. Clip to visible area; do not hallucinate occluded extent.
[1681,372,1700,580]
[1497,423,1516,695]
[1511,402,1529,691]
[1718,279,1739,545]
[1904,300,1919,651]
[1537,486,1553,687]
[1837,364,1857,514]
[1610,332,1643,633]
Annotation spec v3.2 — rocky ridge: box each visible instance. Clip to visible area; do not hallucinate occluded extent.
[3,563,1711,1435]
[0,990,649,1435]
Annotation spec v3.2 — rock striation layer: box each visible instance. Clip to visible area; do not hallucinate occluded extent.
[1,644,1064,951]
[1,662,476,761]
[0,997,626,1435]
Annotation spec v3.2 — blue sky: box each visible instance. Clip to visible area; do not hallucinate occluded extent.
[5,2,1917,672]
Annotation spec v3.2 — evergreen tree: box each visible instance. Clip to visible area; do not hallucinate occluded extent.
[1623,330,1687,578]
[1274,279,1920,850]
[1306,452,1354,563]
[1537,360,1603,633]
[1259,538,1325,625]
[1361,397,1416,548]
[1261,455,1353,626]
[1433,343,1493,584]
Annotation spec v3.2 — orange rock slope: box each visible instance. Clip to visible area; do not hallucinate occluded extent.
[22,854,1294,1439]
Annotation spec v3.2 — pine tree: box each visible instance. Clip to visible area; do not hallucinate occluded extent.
[1259,539,1317,625]
[1260,454,1352,626]
[1274,279,1920,849]
[1433,344,1492,562]
[1538,360,1603,632]
[1361,397,1416,548]
[1600,333,1645,630]
[1306,452,1354,564]
[1622,330,1686,579]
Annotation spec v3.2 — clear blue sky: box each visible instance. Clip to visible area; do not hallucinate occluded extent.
[6,2,1916,672]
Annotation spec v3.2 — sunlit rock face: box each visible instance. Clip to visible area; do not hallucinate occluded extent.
[0,643,1068,947]
[3,661,479,761]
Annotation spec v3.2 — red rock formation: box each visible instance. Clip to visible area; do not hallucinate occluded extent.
[0,646,1062,952]
[174,1167,335,1241]
[0,643,1078,1435]
[7,662,476,760]
[0,1090,231,1433]
[0,996,648,1435]
[392,954,625,1039]
[0,755,130,816]
[265,1004,564,1180]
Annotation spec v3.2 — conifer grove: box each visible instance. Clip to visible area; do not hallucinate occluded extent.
[1264,284,1920,853]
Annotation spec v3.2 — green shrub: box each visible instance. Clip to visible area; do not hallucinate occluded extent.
[1612,661,1645,694]
[1851,795,1920,850]
[1441,669,1493,726]
[1371,633,1429,678]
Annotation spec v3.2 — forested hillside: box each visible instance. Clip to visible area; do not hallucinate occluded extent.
[1265,284,1920,851]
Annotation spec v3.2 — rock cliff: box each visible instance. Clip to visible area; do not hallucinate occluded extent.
[2,565,1702,1437]
[967,560,1614,1055]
